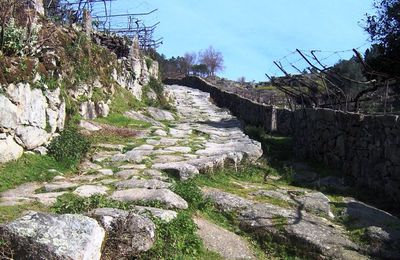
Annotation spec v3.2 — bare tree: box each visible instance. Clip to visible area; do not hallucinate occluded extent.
[237,76,246,86]
[199,46,224,76]
[184,51,196,74]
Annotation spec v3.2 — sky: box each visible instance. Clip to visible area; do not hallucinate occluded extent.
[105,1,376,81]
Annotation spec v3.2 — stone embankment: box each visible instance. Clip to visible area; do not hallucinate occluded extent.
[164,76,400,204]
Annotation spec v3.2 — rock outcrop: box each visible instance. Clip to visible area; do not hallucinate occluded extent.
[204,188,367,260]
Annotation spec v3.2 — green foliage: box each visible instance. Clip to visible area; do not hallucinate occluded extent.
[110,86,143,114]
[172,180,208,211]
[244,125,293,162]
[364,0,400,76]
[143,77,175,111]
[0,18,41,56]
[1,19,25,56]
[141,212,204,259]
[51,193,131,214]
[91,87,106,103]
[94,114,151,129]
[0,153,69,193]
[74,58,96,84]
[48,128,90,168]
[148,76,164,95]
[145,57,153,70]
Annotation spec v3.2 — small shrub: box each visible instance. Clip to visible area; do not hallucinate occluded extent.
[1,19,24,56]
[91,87,105,103]
[281,165,294,184]
[1,18,41,56]
[47,128,90,168]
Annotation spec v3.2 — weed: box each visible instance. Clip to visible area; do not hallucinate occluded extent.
[48,127,90,168]
[51,193,131,214]
[172,180,208,211]
[140,211,204,259]
[0,238,14,259]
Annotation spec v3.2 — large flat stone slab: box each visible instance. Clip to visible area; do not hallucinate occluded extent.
[114,179,171,190]
[110,188,188,209]
[194,217,256,259]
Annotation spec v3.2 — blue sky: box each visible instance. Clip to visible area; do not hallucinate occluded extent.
[108,1,375,81]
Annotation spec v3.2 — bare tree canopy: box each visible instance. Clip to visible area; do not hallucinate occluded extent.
[184,52,197,68]
[199,46,224,76]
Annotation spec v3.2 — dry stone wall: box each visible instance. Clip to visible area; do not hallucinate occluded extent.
[293,109,400,203]
[165,76,400,203]
[0,83,65,163]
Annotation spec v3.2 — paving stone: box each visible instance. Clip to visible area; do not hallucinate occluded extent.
[111,188,188,209]
[115,169,141,180]
[114,179,171,190]
[73,185,110,197]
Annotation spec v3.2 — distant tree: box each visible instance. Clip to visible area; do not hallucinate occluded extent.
[199,46,224,76]
[184,52,197,75]
[237,76,246,86]
[192,64,209,77]
[364,0,400,77]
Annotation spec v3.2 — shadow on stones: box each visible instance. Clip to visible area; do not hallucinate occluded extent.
[198,119,241,129]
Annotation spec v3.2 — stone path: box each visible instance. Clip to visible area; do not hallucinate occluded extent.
[2,85,400,259]
[0,85,262,210]
[194,216,256,259]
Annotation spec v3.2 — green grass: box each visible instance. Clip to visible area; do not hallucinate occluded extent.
[0,153,70,193]
[109,86,144,114]
[253,194,293,208]
[0,202,49,224]
[244,125,293,162]
[94,114,151,129]
[88,131,139,145]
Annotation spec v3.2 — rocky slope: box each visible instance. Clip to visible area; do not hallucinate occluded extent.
[0,15,159,163]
